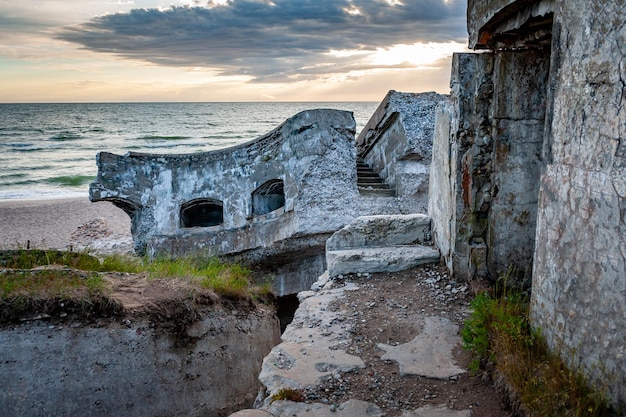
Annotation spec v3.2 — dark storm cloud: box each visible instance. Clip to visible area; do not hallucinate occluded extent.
[57,0,467,82]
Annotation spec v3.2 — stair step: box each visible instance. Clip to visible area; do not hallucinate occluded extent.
[356,170,380,177]
[356,159,396,197]
[327,245,440,277]
[358,188,396,197]
[358,184,390,190]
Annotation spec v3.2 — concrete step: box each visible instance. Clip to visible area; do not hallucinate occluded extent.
[357,188,396,197]
[326,245,440,277]
[325,214,437,277]
[356,170,380,177]
[358,179,388,186]
[355,159,396,197]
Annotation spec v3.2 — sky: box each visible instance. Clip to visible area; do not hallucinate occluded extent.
[0,0,469,102]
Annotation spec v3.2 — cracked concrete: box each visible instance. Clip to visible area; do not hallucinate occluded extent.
[378,316,466,379]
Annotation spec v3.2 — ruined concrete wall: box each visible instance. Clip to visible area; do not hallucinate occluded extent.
[0,309,280,417]
[488,50,549,283]
[91,109,415,294]
[91,109,361,257]
[430,53,494,281]
[531,0,626,408]
[430,48,549,284]
[468,0,556,49]
[357,91,447,212]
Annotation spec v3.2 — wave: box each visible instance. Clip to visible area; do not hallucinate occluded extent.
[0,173,27,180]
[2,142,33,148]
[137,135,191,141]
[48,132,82,141]
[2,178,38,186]
[9,146,47,152]
[46,175,95,187]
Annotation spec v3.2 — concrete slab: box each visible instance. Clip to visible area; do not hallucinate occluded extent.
[267,399,384,417]
[258,284,365,400]
[377,316,466,379]
[327,245,440,277]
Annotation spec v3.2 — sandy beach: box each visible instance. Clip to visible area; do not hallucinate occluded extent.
[0,197,133,254]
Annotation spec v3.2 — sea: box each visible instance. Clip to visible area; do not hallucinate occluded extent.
[0,102,378,200]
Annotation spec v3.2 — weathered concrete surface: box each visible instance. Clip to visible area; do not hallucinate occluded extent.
[257,284,365,400]
[530,0,626,409]
[91,108,431,295]
[255,270,475,417]
[326,214,440,277]
[378,316,466,379]
[91,109,361,258]
[401,406,471,417]
[357,91,448,213]
[429,52,494,282]
[468,0,556,49]
[435,0,625,409]
[327,246,441,277]
[428,101,455,273]
[0,309,280,417]
[266,399,384,417]
[430,47,549,285]
[326,214,431,251]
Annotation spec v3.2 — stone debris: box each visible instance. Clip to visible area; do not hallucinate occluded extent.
[69,218,134,255]
[252,264,504,417]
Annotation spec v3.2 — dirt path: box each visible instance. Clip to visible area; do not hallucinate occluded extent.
[296,265,510,416]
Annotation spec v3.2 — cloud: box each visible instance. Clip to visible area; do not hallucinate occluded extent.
[56,0,467,82]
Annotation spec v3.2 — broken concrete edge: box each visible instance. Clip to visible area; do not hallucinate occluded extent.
[251,270,470,417]
[326,213,432,251]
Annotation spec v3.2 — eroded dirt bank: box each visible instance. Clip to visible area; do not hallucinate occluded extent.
[0,274,280,417]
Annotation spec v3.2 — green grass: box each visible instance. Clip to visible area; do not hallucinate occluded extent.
[270,387,305,404]
[461,288,617,416]
[0,249,269,300]
[145,255,265,299]
[0,249,102,271]
[0,269,105,298]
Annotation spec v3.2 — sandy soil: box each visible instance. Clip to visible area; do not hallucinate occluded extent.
[0,197,133,254]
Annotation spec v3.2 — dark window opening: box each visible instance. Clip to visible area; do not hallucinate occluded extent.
[252,179,285,216]
[180,199,223,228]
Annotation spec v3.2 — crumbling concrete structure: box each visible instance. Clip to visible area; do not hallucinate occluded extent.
[91,105,443,295]
[358,91,447,212]
[430,0,625,408]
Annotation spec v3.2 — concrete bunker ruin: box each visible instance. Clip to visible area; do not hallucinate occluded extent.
[90,101,446,296]
[430,0,625,408]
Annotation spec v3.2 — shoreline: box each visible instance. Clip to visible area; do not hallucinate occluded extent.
[0,197,133,254]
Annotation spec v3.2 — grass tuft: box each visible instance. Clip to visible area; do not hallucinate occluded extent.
[461,284,617,416]
[0,250,271,306]
[270,388,305,404]
[146,255,261,299]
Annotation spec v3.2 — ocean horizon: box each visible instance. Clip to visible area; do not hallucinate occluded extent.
[0,102,378,200]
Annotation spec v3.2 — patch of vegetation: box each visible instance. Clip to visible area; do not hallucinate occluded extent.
[0,249,102,271]
[270,387,305,404]
[146,255,270,300]
[461,284,617,416]
[0,269,122,322]
[0,249,271,301]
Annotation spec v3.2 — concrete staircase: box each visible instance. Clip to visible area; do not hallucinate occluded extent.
[325,213,440,277]
[357,157,395,197]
